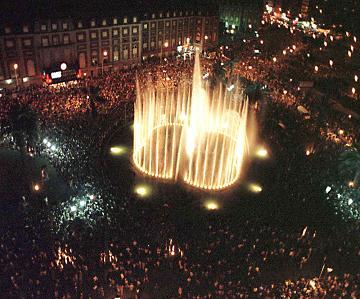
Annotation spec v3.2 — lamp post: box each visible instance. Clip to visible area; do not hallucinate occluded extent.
[13,63,19,87]
[102,50,108,75]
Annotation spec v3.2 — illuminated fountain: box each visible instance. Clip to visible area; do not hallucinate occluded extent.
[133,51,249,190]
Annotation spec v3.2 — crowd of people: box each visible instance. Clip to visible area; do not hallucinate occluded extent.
[0,22,359,298]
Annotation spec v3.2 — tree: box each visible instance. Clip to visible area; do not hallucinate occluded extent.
[339,147,360,187]
[4,103,38,154]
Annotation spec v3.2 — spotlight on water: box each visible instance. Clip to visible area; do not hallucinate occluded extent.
[256,147,268,158]
[249,183,263,193]
[110,146,127,156]
[204,199,220,210]
[135,184,151,198]
[133,50,250,191]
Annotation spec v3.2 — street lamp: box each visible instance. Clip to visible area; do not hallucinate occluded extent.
[102,50,108,75]
[13,63,19,87]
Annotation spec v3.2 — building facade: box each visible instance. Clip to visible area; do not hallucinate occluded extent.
[0,9,218,87]
[219,0,264,38]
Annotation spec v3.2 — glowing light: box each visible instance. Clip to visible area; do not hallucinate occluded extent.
[227,84,234,91]
[352,87,356,95]
[348,198,353,205]
[13,63,18,70]
[325,186,331,193]
[204,200,219,210]
[110,146,126,155]
[80,200,86,207]
[348,50,352,58]
[314,65,319,72]
[249,183,262,193]
[51,145,56,151]
[60,63,67,71]
[273,57,277,62]
[306,150,311,156]
[89,194,95,200]
[329,60,333,67]
[348,181,354,188]
[256,147,268,158]
[135,185,150,197]
[33,184,40,191]
[355,75,358,82]
[70,206,77,212]
[133,51,249,190]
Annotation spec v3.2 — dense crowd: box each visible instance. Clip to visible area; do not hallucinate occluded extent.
[0,24,359,298]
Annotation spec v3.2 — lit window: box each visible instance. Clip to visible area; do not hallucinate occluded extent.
[151,14,155,19]
[123,28,128,35]
[101,30,108,38]
[102,19,107,26]
[150,41,155,47]
[167,12,170,17]
[41,24,47,31]
[123,47,129,59]
[52,23,58,30]
[23,39,32,47]
[52,36,59,45]
[133,17,137,23]
[63,35,70,44]
[91,20,96,27]
[113,18,118,25]
[159,13,163,18]
[78,21,83,28]
[90,32,97,39]
[173,12,176,17]
[23,25,29,33]
[166,21,170,27]
[63,22,68,30]
[180,11,182,16]
[113,47,119,61]
[113,29,119,36]
[124,17,128,24]
[132,45,138,56]
[151,22,155,28]
[132,27,138,34]
[41,37,49,47]
[77,33,85,41]
[143,42,148,48]
[143,23,148,30]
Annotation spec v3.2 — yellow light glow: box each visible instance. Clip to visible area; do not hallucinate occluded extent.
[33,184,40,191]
[135,185,150,197]
[249,183,262,193]
[204,200,219,210]
[256,147,268,158]
[348,181,354,188]
[110,146,126,155]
